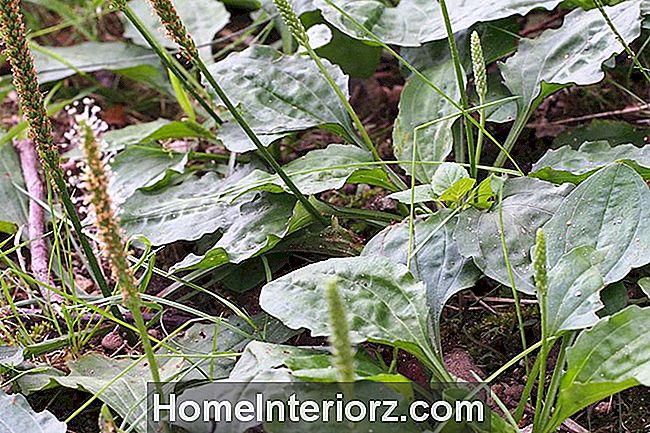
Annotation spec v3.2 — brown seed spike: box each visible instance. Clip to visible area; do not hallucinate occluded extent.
[146,0,199,60]
[0,0,59,170]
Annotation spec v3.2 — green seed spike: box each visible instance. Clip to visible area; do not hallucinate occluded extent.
[273,0,309,46]
[534,229,548,297]
[325,278,356,383]
[145,0,199,60]
[470,31,487,100]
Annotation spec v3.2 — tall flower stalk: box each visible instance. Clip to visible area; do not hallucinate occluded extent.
[470,31,487,179]
[71,101,163,386]
[0,0,125,322]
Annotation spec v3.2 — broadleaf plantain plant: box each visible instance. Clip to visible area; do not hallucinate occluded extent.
[1,0,650,432]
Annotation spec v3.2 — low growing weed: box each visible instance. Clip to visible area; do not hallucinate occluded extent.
[0,0,649,432]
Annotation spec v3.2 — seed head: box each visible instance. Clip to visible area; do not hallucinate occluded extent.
[470,31,487,101]
[146,0,198,60]
[0,0,59,171]
[71,100,139,304]
[534,229,548,297]
[325,278,356,383]
[273,0,309,46]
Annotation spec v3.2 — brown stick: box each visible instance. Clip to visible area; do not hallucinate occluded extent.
[13,138,62,302]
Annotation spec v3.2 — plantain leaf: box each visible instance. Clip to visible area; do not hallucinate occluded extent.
[229,341,386,383]
[260,256,438,363]
[0,390,66,433]
[544,246,605,336]
[218,144,392,201]
[31,41,165,85]
[551,306,650,431]
[430,163,470,195]
[109,145,188,204]
[393,59,459,183]
[543,164,650,285]
[120,171,307,271]
[387,186,437,205]
[500,1,643,132]
[0,346,24,370]
[362,211,480,328]
[455,177,573,294]
[0,144,28,234]
[124,0,230,60]
[207,46,352,152]
[228,341,313,382]
[170,193,306,271]
[121,171,267,245]
[317,0,562,47]
[531,141,650,184]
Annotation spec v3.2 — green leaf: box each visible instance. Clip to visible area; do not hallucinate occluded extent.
[484,72,517,124]
[218,144,392,201]
[260,256,439,365]
[0,389,66,433]
[362,211,480,327]
[312,22,382,78]
[543,164,650,285]
[168,69,196,120]
[120,172,306,271]
[0,144,28,234]
[109,145,188,204]
[121,171,253,245]
[469,175,501,210]
[387,185,436,205]
[455,177,573,294]
[317,0,562,47]
[31,41,164,84]
[500,1,643,128]
[439,178,476,203]
[551,306,650,431]
[531,141,650,184]
[544,246,604,336]
[124,0,230,61]
[228,341,314,382]
[171,194,306,271]
[207,46,352,152]
[430,162,470,195]
[393,59,459,183]
[230,341,388,382]
[103,119,174,149]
